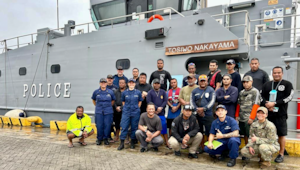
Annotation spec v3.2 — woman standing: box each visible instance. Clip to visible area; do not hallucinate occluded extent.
[92,78,116,145]
[118,78,143,150]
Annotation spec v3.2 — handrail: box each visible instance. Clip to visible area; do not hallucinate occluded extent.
[0,7,184,45]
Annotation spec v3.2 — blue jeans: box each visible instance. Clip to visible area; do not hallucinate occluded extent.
[95,113,113,141]
[120,114,140,140]
[204,137,241,159]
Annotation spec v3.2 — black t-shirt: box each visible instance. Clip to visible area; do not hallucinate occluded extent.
[135,83,152,113]
[244,68,269,92]
[207,71,222,89]
[261,80,294,118]
[149,70,172,91]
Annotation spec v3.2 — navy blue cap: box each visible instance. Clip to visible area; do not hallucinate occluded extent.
[226,59,236,64]
[216,104,227,110]
[100,78,107,83]
[128,78,136,83]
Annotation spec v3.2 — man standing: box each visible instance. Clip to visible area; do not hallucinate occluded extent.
[191,74,215,152]
[132,68,140,83]
[135,103,164,152]
[113,79,127,142]
[67,106,94,148]
[149,59,172,91]
[226,59,242,93]
[107,74,118,92]
[182,63,199,87]
[168,105,203,159]
[113,66,128,88]
[244,58,269,92]
[261,66,294,163]
[135,72,152,113]
[118,79,143,150]
[167,78,181,136]
[147,79,169,147]
[215,74,238,118]
[207,60,222,91]
[178,74,199,110]
[241,107,280,169]
[235,76,260,146]
[204,105,240,167]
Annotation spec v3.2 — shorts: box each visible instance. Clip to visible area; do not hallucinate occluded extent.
[239,122,250,137]
[167,119,174,129]
[196,114,214,136]
[114,113,122,130]
[268,116,287,136]
[159,116,167,135]
[67,129,94,138]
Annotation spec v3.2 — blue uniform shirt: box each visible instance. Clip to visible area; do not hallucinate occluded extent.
[210,116,239,142]
[107,84,118,92]
[122,89,143,116]
[92,88,116,114]
[113,74,128,88]
[191,86,216,116]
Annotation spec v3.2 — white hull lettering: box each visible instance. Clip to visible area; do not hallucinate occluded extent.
[23,83,71,98]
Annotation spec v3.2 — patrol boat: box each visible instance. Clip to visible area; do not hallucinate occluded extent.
[0,0,299,139]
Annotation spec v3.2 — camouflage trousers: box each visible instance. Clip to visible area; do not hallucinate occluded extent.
[241,144,279,162]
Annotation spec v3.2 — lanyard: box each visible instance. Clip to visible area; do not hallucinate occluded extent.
[271,80,282,91]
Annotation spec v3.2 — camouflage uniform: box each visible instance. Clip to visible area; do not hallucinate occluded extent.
[237,87,260,122]
[241,119,280,161]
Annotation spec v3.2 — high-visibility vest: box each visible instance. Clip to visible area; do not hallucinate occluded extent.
[66,113,93,136]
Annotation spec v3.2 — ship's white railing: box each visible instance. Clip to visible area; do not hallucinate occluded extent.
[0,7,184,53]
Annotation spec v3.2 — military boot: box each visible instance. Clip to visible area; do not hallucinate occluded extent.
[130,139,136,149]
[118,140,125,150]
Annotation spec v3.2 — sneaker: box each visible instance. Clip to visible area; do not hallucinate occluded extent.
[188,153,198,159]
[274,154,284,163]
[96,140,102,145]
[140,148,148,152]
[174,151,181,156]
[242,156,250,161]
[152,147,159,152]
[227,159,236,167]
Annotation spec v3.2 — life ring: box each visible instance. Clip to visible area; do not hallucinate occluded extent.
[147,14,164,23]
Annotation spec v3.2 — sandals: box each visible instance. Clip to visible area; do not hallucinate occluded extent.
[68,143,74,148]
[78,141,87,146]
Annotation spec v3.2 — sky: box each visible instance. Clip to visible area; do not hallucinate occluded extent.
[1,0,296,49]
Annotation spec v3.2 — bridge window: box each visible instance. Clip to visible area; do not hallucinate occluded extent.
[182,0,198,11]
[92,0,126,27]
[19,67,26,76]
[153,0,181,15]
[51,64,60,74]
[116,59,130,70]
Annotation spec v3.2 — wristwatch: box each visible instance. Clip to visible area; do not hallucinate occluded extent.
[203,107,207,112]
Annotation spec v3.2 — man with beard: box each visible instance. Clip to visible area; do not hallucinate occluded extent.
[149,59,172,91]
[226,59,242,93]
[207,60,222,91]
[135,72,152,113]
[182,63,199,87]
[178,74,199,111]
[113,66,128,88]
[167,78,181,136]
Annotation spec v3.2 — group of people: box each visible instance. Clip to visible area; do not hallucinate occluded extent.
[66,58,294,168]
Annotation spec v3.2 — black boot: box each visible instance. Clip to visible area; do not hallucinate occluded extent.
[227,159,236,167]
[96,139,102,145]
[104,139,109,145]
[118,140,124,150]
[188,153,198,159]
[130,139,135,149]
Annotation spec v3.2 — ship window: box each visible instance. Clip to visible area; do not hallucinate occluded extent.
[182,0,198,11]
[116,59,130,70]
[137,5,142,13]
[92,0,127,27]
[51,64,60,74]
[19,67,26,76]
[153,0,181,15]
[90,8,100,30]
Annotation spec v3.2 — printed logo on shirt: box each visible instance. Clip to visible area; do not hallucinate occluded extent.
[278,85,285,91]
[125,95,129,98]
[160,74,165,84]
[224,126,231,130]
[134,95,138,97]
[195,93,200,96]
[172,122,175,127]
[205,93,209,98]
[161,95,163,99]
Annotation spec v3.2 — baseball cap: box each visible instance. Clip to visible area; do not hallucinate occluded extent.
[216,104,227,110]
[128,78,136,83]
[257,107,268,114]
[153,79,160,84]
[117,66,123,70]
[107,74,113,79]
[242,75,253,82]
[100,78,107,83]
[198,74,208,81]
[187,74,195,79]
[226,59,236,64]
[183,105,193,110]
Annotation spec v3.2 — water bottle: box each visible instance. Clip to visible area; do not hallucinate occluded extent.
[269,90,279,112]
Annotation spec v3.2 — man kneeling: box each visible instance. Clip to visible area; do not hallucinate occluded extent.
[67,106,94,148]
[204,105,240,167]
[168,105,203,159]
[136,102,164,152]
[241,107,279,168]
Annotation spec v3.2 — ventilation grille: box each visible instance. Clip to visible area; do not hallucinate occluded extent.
[155,42,164,48]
